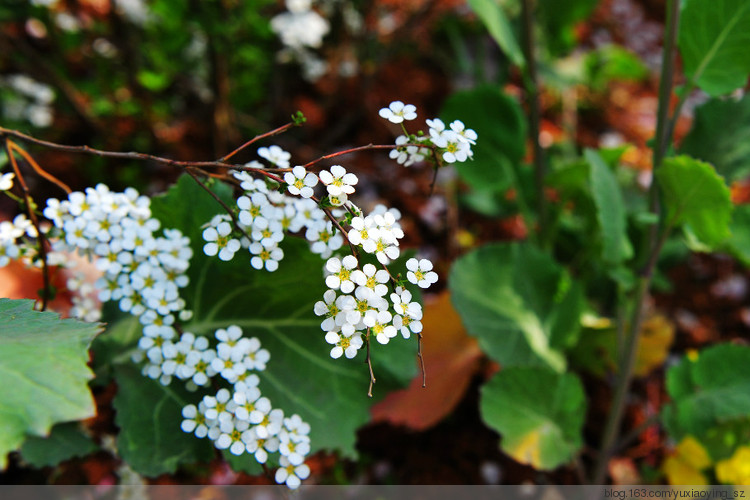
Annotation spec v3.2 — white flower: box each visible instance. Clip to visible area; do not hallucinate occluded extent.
[215,418,250,455]
[284,166,318,198]
[203,217,240,261]
[369,310,396,344]
[279,433,311,465]
[257,145,291,168]
[283,414,311,443]
[351,263,389,297]
[324,255,358,293]
[449,119,477,145]
[325,330,363,359]
[406,258,438,288]
[244,427,280,464]
[249,242,284,271]
[275,455,311,489]
[378,101,417,124]
[318,165,358,197]
[430,129,471,163]
[181,403,211,438]
[348,216,379,252]
[203,388,235,423]
[306,221,342,258]
[0,172,14,191]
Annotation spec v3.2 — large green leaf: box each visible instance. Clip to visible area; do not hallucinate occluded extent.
[656,155,732,249]
[585,149,633,264]
[441,85,526,194]
[468,0,525,67]
[679,95,750,181]
[147,174,414,463]
[480,367,586,469]
[0,299,101,469]
[113,364,214,476]
[662,344,750,438]
[678,0,750,96]
[19,422,97,468]
[449,242,583,372]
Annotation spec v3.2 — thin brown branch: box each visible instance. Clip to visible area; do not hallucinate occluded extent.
[7,140,71,194]
[417,331,426,388]
[219,122,296,163]
[3,137,51,310]
[0,126,288,185]
[302,144,398,169]
[184,167,252,242]
[365,335,376,398]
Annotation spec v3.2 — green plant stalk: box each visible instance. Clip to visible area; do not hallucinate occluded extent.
[520,0,547,246]
[592,0,681,484]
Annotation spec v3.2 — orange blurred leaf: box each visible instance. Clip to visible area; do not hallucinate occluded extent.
[370,291,482,430]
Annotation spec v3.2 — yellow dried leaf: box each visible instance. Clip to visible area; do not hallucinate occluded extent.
[635,314,675,376]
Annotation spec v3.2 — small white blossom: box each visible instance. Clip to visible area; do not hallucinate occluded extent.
[257,145,291,168]
[284,166,318,198]
[379,101,417,124]
[0,172,14,191]
[406,258,438,288]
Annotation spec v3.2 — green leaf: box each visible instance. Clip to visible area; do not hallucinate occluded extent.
[538,0,598,55]
[449,242,583,372]
[678,0,750,96]
[656,155,732,249]
[679,94,750,181]
[149,175,414,461]
[19,422,97,468]
[585,149,633,264]
[662,344,750,438]
[480,367,586,470]
[468,0,525,67]
[0,299,101,469]
[113,364,213,476]
[441,85,526,193]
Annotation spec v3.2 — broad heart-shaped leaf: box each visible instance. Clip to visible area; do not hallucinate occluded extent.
[113,364,214,476]
[149,174,415,462]
[679,94,750,182]
[480,367,586,470]
[19,422,97,468]
[662,344,750,439]
[468,0,524,67]
[585,149,633,264]
[441,85,527,194]
[0,298,101,469]
[656,156,732,249]
[449,242,583,372]
[678,0,750,96]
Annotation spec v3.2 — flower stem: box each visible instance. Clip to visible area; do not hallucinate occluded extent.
[520,0,547,246]
[592,0,680,483]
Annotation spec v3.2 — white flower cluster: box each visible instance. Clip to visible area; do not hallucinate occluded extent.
[180,325,311,489]
[41,185,193,360]
[271,0,330,81]
[201,149,355,270]
[378,101,478,165]
[1,74,55,128]
[0,214,38,268]
[317,254,433,360]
